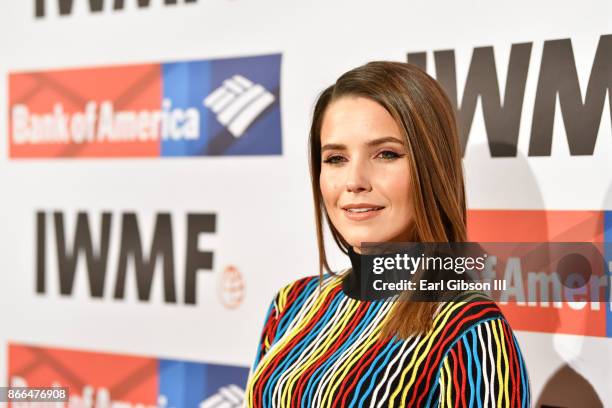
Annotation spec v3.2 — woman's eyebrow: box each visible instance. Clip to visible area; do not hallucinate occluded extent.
[321,136,405,153]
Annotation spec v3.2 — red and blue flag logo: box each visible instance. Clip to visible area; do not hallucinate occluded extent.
[8,54,282,158]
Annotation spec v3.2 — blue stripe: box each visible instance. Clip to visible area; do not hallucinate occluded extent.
[471,328,483,408]
[351,337,405,407]
[512,332,529,408]
[263,289,345,405]
[275,278,319,336]
[252,297,277,367]
[428,375,441,408]
[424,317,500,407]
[465,331,475,407]
[303,300,385,407]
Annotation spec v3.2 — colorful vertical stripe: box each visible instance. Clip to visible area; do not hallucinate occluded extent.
[245,273,531,407]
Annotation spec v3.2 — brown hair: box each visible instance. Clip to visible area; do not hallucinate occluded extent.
[308,61,467,339]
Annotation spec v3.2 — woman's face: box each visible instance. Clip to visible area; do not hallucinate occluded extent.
[319,96,414,253]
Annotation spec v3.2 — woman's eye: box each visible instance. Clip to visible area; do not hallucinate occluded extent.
[322,155,345,164]
[323,151,403,164]
[377,150,401,160]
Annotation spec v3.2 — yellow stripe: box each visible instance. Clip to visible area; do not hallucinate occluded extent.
[277,284,291,311]
[497,319,510,407]
[390,301,463,406]
[491,319,503,407]
[444,357,452,407]
[322,302,392,406]
[391,292,485,406]
[264,337,271,353]
[281,298,361,406]
[246,277,342,405]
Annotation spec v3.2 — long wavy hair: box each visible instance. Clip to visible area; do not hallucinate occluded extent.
[308,61,467,339]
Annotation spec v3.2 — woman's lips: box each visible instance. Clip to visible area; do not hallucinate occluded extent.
[342,207,385,221]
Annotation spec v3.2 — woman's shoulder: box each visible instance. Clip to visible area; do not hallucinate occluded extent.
[275,269,348,293]
[270,269,348,313]
[429,290,509,339]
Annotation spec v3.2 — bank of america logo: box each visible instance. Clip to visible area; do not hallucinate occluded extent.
[200,384,244,407]
[203,75,275,138]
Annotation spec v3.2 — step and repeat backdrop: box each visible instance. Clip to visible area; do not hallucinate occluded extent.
[1,0,611,406]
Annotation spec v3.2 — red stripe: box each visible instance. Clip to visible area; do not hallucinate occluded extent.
[253,279,310,406]
[457,341,466,407]
[283,278,310,309]
[412,304,501,407]
[337,331,393,406]
[253,283,341,406]
[501,318,521,407]
[265,278,310,344]
[410,301,492,405]
[292,301,371,406]
[451,348,460,408]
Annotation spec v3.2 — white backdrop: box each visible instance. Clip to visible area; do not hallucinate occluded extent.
[1,0,611,406]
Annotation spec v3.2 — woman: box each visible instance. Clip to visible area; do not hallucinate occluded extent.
[243,61,531,407]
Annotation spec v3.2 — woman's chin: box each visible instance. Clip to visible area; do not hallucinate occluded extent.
[346,235,387,248]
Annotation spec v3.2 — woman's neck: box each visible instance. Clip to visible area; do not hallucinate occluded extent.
[342,245,401,301]
[342,245,363,300]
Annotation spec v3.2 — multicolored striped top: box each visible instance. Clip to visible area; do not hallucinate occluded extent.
[244,270,531,407]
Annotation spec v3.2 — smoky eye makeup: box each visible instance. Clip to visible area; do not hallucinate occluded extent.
[322,150,406,164]
[322,154,345,164]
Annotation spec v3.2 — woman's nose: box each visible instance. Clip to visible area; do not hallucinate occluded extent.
[345,159,372,193]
